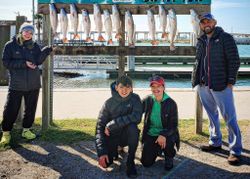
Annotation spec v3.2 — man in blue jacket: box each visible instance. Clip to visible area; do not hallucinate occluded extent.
[0,23,53,150]
[95,75,142,178]
[192,13,242,165]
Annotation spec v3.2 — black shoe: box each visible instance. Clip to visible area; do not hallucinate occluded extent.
[165,157,174,171]
[126,162,137,178]
[228,154,240,165]
[200,145,222,152]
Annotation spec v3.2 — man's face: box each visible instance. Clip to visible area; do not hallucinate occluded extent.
[200,19,216,34]
[151,83,164,99]
[115,83,132,98]
[22,30,33,41]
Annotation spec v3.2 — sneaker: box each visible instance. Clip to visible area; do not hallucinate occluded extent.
[0,132,11,150]
[200,145,222,152]
[22,129,36,140]
[126,162,137,178]
[165,157,174,171]
[228,154,240,165]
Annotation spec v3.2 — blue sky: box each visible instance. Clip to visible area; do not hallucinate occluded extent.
[0,0,250,33]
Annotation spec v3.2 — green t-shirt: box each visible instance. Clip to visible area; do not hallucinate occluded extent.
[148,93,169,136]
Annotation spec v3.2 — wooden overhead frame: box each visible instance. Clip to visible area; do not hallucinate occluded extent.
[38,3,210,15]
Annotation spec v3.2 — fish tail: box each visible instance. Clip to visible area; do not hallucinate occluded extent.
[62,38,68,43]
[98,35,105,42]
[73,34,80,40]
[107,39,113,45]
[115,33,122,40]
[86,37,93,42]
[151,40,159,46]
[161,32,168,39]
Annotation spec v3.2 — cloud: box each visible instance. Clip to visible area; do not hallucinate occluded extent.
[212,1,250,9]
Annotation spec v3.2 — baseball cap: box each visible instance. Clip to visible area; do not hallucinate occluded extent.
[149,75,165,87]
[199,13,215,23]
[19,22,35,34]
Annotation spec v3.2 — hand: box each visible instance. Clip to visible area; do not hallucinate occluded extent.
[227,84,233,89]
[98,155,109,168]
[155,135,166,149]
[104,127,110,136]
[26,61,37,69]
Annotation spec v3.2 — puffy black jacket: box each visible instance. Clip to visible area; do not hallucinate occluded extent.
[192,27,240,91]
[95,82,143,157]
[2,36,52,91]
[142,95,180,151]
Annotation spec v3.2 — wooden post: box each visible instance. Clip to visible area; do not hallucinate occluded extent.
[42,15,53,130]
[0,25,10,86]
[195,89,203,134]
[16,16,27,34]
[118,14,125,77]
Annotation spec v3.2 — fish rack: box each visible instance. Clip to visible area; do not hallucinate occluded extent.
[38,1,210,133]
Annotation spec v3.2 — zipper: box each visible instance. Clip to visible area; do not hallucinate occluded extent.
[207,41,211,88]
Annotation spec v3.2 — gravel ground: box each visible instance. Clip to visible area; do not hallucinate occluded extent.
[0,129,250,179]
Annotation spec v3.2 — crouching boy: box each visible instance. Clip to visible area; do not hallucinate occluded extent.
[95,75,142,178]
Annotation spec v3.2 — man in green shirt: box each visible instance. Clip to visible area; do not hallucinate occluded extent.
[141,75,180,171]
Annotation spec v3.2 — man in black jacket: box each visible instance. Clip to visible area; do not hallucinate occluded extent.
[0,23,53,149]
[140,75,180,171]
[95,75,142,178]
[192,13,242,165]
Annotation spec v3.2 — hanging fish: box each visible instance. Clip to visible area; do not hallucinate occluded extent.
[125,10,135,47]
[94,4,105,42]
[168,8,177,51]
[82,9,92,42]
[158,5,168,39]
[49,3,58,37]
[147,9,159,46]
[59,8,68,43]
[104,10,113,45]
[190,9,201,45]
[112,5,122,40]
[70,4,80,39]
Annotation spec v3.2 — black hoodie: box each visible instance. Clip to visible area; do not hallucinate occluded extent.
[2,36,52,91]
[95,82,142,157]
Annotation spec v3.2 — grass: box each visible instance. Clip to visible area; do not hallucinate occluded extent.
[1,118,250,146]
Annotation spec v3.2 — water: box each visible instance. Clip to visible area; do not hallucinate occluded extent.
[53,45,250,88]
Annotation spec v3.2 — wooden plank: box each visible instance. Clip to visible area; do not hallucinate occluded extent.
[195,91,203,134]
[53,46,196,56]
[38,4,210,15]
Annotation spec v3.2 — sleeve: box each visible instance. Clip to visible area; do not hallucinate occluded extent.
[160,100,178,137]
[95,101,110,157]
[2,43,26,69]
[223,34,240,85]
[106,94,143,132]
[36,45,53,65]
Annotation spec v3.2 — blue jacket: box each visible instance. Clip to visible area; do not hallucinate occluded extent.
[192,27,240,91]
[2,36,52,91]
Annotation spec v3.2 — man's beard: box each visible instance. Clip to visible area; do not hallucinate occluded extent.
[203,26,215,34]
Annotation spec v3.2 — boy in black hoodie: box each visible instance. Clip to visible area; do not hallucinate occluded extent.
[95,75,142,178]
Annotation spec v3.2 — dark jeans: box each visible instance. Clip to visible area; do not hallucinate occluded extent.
[106,123,139,166]
[2,89,40,131]
[141,133,176,167]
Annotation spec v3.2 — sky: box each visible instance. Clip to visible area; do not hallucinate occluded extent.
[0,0,250,33]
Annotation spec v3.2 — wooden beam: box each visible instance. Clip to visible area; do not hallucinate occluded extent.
[38,4,210,15]
[53,46,196,56]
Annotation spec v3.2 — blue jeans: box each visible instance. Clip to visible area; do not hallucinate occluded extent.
[198,85,242,155]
